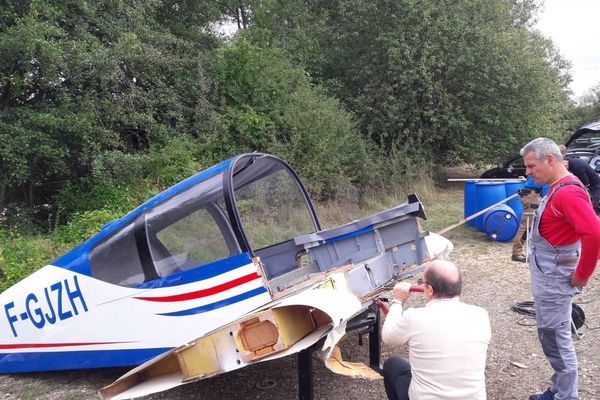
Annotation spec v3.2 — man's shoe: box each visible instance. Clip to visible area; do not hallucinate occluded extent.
[511,254,526,263]
[529,388,555,400]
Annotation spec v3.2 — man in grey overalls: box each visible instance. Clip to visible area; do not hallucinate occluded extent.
[521,138,600,400]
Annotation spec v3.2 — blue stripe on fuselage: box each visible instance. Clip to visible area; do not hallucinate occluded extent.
[0,347,172,373]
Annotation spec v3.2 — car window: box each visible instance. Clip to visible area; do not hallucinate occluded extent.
[568,132,600,150]
[507,156,524,168]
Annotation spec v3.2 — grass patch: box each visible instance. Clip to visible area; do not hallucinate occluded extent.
[316,177,467,237]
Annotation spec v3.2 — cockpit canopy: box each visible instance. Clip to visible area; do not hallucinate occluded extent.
[55,153,320,288]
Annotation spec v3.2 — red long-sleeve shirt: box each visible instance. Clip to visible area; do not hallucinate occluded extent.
[539,175,600,282]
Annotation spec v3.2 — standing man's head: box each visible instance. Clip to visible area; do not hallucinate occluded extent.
[558,144,568,158]
[422,260,462,300]
[558,144,570,170]
[520,138,567,185]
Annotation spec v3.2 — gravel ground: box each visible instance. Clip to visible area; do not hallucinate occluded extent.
[2,194,599,400]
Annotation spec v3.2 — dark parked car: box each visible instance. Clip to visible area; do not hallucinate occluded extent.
[564,119,600,171]
[480,119,600,178]
[480,154,526,179]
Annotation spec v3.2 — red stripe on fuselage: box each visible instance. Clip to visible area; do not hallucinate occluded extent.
[133,272,261,302]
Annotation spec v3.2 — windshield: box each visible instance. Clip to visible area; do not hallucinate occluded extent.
[231,155,318,250]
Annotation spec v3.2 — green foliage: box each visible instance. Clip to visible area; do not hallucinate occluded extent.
[147,136,203,187]
[0,0,217,222]
[51,209,120,245]
[0,230,60,292]
[271,85,374,199]
[0,207,117,291]
[0,203,50,234]
[249,0,573,166]
[571,84,600,130]
[0,0,583,266]
[206,40,375,199]
[53,179,141,221]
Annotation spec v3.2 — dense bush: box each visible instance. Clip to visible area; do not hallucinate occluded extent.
[249,0,573,164]
[0,230,62,291]
[0,206,127,290]
[205,40,376,199]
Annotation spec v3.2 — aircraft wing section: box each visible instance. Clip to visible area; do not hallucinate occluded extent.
[98,285,363,400]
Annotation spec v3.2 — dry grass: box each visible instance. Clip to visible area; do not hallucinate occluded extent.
[316,175,470,242]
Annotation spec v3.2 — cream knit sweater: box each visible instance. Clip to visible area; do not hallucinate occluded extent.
[382,297,491,400]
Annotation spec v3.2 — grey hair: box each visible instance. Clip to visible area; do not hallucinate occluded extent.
[520,137,563,162]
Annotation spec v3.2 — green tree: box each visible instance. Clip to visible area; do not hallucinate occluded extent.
[248,0,573,166]
[0,0,218,222]
[206,40,373,198]
[572,84,600,128]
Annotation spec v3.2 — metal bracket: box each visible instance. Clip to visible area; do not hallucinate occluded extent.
[297,304,383,399]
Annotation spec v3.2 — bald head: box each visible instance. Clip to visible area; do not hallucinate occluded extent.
[424,260,462,298]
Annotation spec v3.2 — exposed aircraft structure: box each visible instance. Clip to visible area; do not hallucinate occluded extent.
[0,153,452,399]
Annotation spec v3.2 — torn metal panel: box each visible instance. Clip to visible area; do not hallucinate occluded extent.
[324,346,382,380]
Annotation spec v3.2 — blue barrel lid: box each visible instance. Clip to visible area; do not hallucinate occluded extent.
[483,205,519,242]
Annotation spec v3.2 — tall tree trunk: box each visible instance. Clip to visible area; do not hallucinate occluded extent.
[0,184,5,209]
[237,1,248,29]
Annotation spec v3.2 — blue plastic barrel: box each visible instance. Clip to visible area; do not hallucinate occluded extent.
[464,180,478,227]
[483,205,519,241]
[474,182,507,231]
[504,180,525,221]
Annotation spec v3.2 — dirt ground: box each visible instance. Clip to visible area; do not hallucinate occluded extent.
[1,189,600,400]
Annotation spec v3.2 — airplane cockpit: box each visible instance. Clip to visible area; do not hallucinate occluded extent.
[77,153,320,291]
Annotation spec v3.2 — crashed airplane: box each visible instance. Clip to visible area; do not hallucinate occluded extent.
[0,153,452,399]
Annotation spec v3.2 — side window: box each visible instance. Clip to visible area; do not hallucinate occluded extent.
[144,172,239,277]
[149,207,232,276]
[90,223,145,287]
[90,171,240,286]
[508,156,524,168]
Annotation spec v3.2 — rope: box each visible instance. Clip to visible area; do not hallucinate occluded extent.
[510,301,586,331]
[511,301,535,317]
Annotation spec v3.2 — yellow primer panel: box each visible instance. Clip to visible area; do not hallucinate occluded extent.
[273,306,315,347]
[176,336,220,380]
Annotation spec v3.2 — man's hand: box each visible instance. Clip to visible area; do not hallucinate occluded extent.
[392,282,412,303]
[374,299,390,315]
[571,274,588,288]
[517,188,532,197]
